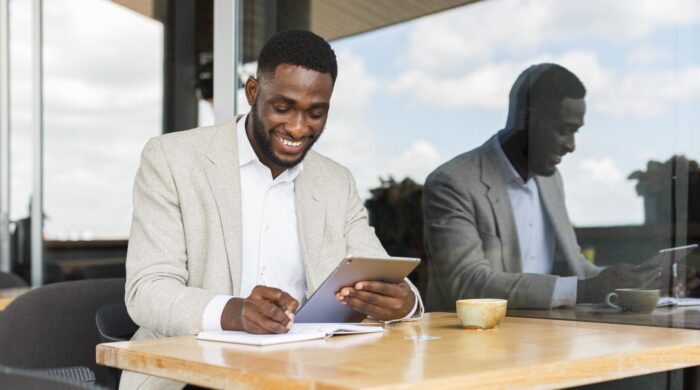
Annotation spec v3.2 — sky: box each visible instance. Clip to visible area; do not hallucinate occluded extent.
[7,0,700,239]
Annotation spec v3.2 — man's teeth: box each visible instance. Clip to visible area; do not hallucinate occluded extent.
[280,137,302,147]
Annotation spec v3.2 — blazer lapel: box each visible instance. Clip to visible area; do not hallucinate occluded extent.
[204,118,244,295]
[294,160,326,296]
[536,174,582,276]
[480,137,522,273]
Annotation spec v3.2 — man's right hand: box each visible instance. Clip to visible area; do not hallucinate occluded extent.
[577,263,663,303]
[220,286,299,334]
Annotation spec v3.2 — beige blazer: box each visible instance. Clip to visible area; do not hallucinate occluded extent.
[121,117,420,390]
[423,135,600,311]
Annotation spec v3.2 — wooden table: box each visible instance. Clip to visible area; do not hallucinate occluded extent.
[97,313,700,389]
[0,287,30,311]
[508,305,700,329]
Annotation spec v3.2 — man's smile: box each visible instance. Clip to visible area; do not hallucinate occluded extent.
[272,130,309,154]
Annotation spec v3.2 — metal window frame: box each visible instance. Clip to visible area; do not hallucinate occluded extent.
[213,0,241,123]
[0,0,10,273]
[31,0,44,286]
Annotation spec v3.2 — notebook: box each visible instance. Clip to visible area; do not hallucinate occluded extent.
[197,323,385,346]
[657,297,700,307]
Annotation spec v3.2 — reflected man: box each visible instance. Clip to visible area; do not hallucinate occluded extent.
[123,30,422,390]
[423,63,662,310]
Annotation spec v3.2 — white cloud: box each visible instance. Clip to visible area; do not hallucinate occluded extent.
[391,46,700,118]
[385,140,443,184]
[402,0,700,73]
[392,0,700,118]
[390,50,614,111]
[596,66,700,117]
[9,0,163,238]
[559,157,644,226]
[626,45,673,66]
[316,51,444,196]
[314,49,383,196]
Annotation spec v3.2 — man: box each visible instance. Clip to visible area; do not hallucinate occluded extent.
[423,63,662,311]
[122,30,422,390]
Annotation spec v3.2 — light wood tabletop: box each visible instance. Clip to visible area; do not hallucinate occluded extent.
[97,312,700,389]
[0,287,31,311]
[508,305,700,330]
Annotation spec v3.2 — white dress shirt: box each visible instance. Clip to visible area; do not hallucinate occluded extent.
[494,141,577,307]
[202,114,417,331]
[202,114,306,330]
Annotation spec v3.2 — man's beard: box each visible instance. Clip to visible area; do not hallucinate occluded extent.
[250,102,321,170]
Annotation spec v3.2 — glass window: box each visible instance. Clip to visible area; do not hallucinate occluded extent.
[10,0,164,240]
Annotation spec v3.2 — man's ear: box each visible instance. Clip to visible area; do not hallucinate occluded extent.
[245,76,258,106]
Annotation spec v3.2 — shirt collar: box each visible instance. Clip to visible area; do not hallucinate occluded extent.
[494,137,527,186]
[236,113,304,180]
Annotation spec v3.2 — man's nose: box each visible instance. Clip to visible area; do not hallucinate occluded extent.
[285,112,308,139]
[562,133,576,154]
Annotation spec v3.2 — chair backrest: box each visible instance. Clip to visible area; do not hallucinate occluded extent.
[0,365,105,389]
[0,278,125,386]
[95,302,138,343]
[0,271,27,288]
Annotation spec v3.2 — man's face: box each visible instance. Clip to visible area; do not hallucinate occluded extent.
[528,97,585,176]
[246,64,333,172]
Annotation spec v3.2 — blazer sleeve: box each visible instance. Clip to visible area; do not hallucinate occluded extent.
[125,138,218,336]
[342,167,424,319]
[423,171,558,310]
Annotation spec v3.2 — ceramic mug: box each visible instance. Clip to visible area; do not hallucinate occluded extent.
[456,299,507,329]
[605,288,660,313]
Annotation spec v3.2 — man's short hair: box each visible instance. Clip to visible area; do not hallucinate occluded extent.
[257,30,338,83]
[529,64,586,115]
[506,64,586,130]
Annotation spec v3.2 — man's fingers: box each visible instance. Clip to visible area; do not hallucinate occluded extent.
[243,321,272,335]
[251,285,299,317]
[637,266,662,280]
[255,286,299,313]
[687,276,700,291]
[249,308,289,334]
[280,293,300,313]
[354,281,407,298]
[242,305,289,334]
[251,298,292,327]
[343,296,393,320]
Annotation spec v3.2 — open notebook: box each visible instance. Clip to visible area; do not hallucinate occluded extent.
[657,297,700,307]
[197,323,385,346]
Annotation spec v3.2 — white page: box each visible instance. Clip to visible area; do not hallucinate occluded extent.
[657,297,700,307]
[197,323,384,346]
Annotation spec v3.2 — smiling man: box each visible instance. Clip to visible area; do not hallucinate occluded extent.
[122,30,422,390]
[423,63,662,311]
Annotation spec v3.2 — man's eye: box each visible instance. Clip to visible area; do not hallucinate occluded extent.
[273,105,290,113]
[560,127,577,135]
[308,110,325,119]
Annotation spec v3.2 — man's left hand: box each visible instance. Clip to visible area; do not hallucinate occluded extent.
[335,281,415,321]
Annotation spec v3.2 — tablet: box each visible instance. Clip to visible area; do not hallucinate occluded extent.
[295,255,420,323]
[646,244,698,268]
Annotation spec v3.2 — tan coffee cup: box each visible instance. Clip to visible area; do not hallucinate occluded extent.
[605,288,660,313]
[456,299,507,329]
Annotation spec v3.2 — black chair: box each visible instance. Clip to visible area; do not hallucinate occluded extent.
[96,302,138,343]
[95,302,139,389]
[0,365,106,389]
[0,278,125,387]
[0,270,27,288]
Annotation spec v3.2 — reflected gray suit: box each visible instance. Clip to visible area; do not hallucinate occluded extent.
[121,117,421,390]
[423,135,600,311]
